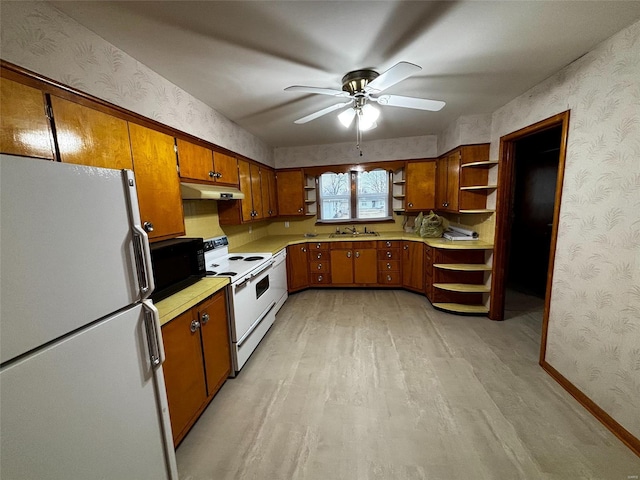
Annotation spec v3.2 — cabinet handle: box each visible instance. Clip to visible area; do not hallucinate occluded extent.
[143,221,154,233]
[317,263,322,270]
[387,275,392,282]
[298,207,304,213]
[387,263,392,269]
[355,251,360,258]
[317,253,322,259]
[216,172,222,179]
[316,243,322,249]
[209,171,215,178]
[302,247,307,253]
[387,252,392,258]
[318,275,323,282]
[201,313,209,325]
[386,241,391,247]
[190,319,201,333]
[408,202,413,208]
[347,251,351,258]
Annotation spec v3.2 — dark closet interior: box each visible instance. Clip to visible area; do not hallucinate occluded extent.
[507,126,562,298]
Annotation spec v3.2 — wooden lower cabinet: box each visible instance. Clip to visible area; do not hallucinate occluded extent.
[330,242,377,286]
[161,289,230,446]
[402,241,424,292]
[330,246,354,285]
[354,247,377,284]
[424,244,434,301]
[377,240,402,286]
[287,244,309,292]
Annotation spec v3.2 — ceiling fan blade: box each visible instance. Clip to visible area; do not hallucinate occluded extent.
[294,101,353,124]
[364,61,422,94]
[285,86,351,97]
[374,94,445,111]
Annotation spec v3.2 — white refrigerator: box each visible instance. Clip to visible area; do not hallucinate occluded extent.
[0,155,178,479]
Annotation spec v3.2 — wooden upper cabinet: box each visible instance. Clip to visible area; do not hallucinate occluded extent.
[128,123,185,240]
[176,139,239,186]
[276,169,306,216]
[405,160,436,212]
[0,77,54,160]
[250,163,263,220]
[213,151,239,186]
[261,168,277,218]
[176,138,214,182]
[238,159,254,222]
[50,96,133,170]
[198,291,231,398]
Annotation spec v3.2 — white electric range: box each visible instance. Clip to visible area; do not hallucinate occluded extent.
[203,236,285,374]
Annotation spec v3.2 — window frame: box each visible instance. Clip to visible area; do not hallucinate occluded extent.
[316,168,393,224]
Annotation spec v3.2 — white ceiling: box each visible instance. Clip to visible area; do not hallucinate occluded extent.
[51,1,640,148]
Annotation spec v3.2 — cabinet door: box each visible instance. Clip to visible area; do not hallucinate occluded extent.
[261,169,278,218]
[276,170,305,216]
[250,163,263,220]
[445,152,460,212]
[50,96,133,170]
[287,245,309,292]
[129,122,185,240]
[176,138,214,182]
[161,309,207,446]
[405,161,436,211]
[436,156,449,210]
[354,249,377,284]
[199,291,231,398]
[213,151,239,186]
[330,249,354,284]
[238,159,254,222]
[0,78,54,160]
[402,241,424,292]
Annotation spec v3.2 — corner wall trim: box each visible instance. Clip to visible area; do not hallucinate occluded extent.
[540,360,640,458]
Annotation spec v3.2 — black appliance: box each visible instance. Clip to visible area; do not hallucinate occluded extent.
[150,237,205,301]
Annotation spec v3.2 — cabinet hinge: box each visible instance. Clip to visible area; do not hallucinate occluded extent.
[45,104,54,120]
[176,164,180,174]
[174,144,178,153]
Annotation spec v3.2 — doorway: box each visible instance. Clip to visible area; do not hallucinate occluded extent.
[490,112,569,363]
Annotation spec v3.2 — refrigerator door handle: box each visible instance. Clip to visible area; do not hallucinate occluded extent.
[142,300,165,366]
[132,224,155,298]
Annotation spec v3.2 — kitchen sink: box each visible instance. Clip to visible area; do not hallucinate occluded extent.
[329,232,380,238]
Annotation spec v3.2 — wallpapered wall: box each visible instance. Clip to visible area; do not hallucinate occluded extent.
[274,134,438,169]
[491,19,640,438]
[0,1,274,166]
[437,113,492,156]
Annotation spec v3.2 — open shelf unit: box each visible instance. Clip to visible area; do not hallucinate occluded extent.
[304,174,317,216]
[392,167,406,213]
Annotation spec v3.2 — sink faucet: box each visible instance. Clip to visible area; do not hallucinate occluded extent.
[343,226,357,234]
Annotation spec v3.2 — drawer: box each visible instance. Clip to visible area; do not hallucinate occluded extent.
[310,250,329,260]
[310,242,330,250]
[377,249,401,260]
[378,272,401,285]
[377,260,401,272]
[378,240,401,249]
[309,260,330,273]
[310,273,331,284]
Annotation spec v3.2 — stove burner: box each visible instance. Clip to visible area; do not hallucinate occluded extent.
[244,256,264,261]
[228,256,244,261]
[206,270,217,276]
[217,271,237,276]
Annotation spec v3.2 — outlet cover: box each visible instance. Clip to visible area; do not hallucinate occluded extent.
[285,221,290,228]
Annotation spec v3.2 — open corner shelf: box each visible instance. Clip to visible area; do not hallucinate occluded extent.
[433,303,489,314]
[461,160,498,168]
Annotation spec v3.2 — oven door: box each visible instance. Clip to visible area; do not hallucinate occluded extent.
[230,260,276,344]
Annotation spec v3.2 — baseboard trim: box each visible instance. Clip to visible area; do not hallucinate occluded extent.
[541,360,640,457]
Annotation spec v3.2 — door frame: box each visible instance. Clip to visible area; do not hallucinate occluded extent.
[490,111,570,361]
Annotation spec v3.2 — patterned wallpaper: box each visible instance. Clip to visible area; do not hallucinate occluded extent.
[491,19,640,438]
[274,134,438,169]
[0,1,274,166]
[437,113,492,155]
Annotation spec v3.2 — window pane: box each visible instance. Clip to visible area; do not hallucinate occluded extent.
[357,170,388,219]
[319,173,351,220]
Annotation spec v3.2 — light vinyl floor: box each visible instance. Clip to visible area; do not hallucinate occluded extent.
[176,289,640,479]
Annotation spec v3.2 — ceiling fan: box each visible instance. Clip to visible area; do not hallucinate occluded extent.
[284,62,445,130]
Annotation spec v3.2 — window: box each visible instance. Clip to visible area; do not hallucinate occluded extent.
[318,169,391,222]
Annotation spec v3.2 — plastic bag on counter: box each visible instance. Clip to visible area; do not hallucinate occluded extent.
[418,210,444,238]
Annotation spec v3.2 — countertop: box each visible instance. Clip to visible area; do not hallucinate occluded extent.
[229,232,494,255]
[155,277,229,326]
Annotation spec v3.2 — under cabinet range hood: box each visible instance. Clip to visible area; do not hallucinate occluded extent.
[180,182,245,200]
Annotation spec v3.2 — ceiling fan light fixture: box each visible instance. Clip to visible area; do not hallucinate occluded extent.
[358,104,380,131]
[338,108,356,128]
